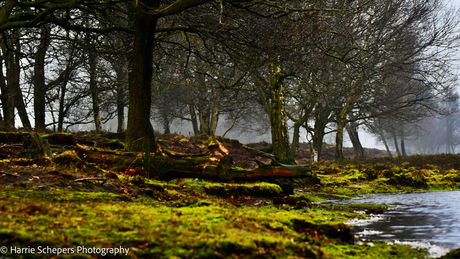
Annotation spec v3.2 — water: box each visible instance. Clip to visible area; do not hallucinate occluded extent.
[341,191,460,257]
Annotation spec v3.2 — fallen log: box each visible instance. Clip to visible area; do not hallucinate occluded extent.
[73,138,312,181]
[74,141,232,181]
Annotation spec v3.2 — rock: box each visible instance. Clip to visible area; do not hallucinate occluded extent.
[21,133,52,158]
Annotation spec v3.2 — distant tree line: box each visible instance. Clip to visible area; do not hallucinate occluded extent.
[0,0,459,161]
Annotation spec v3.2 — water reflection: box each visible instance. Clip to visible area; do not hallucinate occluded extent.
[341,191,460,257]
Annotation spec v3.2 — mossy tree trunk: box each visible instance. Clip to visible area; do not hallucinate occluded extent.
[268,57,295,165]
[125,0,159,152]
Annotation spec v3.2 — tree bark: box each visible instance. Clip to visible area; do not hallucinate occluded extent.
[198,104,210,135]
[57,76,68,132]
[125,0,159,152]
[14,83,31,129]
[189,104,199,135]
[57,58,74,132]
[111,55,128,133]
[378,131,393,158]
[4,31,31,129]
[312,125,326,162]
[392,132,401,157]
[89,50,102,133]
[162,111,171,134]
[310,102,332,162]
[335,116,346,160]
[3,32,17,128]
[268,57,295,165]
[34,25,49,130]
[346,121,365,158]
[400,128,407,157]
[291,112,310,157]
[291,123,301,157]
[0,57,8,126]
[209,98,220,136]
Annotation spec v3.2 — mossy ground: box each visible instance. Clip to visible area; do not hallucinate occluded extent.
[0,181,426,259]
[1,133,460,258]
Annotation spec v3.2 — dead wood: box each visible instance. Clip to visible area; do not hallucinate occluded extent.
[73,138,312,181]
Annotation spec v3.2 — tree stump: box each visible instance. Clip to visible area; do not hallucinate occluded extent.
[21,132,52,158]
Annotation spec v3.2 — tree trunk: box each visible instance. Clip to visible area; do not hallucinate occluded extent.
[291,123,301,157]
[378,131,393,158]
[89,51,102,133]
[400,129,407,157]
[125,0,159,152]
[4,32,31,129]
[57,77,68,132]
[310,102,332,162]
[268,57,294,164]
[335,81,359,160]
[112,56,128,133]
[189,104,199,135]
[14,83,31,129]
[346,121,365,158]
[34,26,49,130]
[116,81,126,133]
[312,124,326,162]
[291,112,310,157]
[392,132,401,156]
[198,104,210,135]
[4,33,18,128]
[57,61,74,132]
[0,56,7,125]
[162,110,170,134]
[209,101,219,136]
[335,116,346,160]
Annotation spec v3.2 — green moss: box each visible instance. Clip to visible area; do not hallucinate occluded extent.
[0,183,427,258]
[291,193,328,203]
[196,181,283,197]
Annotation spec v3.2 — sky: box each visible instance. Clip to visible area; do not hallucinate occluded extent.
[449,0,460,7]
